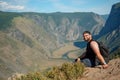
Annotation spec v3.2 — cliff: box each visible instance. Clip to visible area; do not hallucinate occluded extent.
[98,2,120,53]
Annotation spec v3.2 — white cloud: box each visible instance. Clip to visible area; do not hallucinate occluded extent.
[0,1,24,11]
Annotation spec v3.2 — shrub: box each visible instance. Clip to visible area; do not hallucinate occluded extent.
[16,72,47,80]
[15,62,84,80]
[46,62,84,80]
[45,66,66,80]
[61,62,84,80]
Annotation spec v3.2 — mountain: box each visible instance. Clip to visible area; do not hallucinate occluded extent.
[100,2,120,35]
[101,14,109,21]
[98,2,120,53]
[23,12,105,40]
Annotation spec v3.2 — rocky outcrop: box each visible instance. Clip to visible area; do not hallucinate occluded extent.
[79,58,120,80]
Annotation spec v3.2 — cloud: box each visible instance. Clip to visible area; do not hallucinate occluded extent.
[0,1,24,11]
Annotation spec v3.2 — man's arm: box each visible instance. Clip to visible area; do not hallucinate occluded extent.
[75,52,86,62]
[90,41,108,69]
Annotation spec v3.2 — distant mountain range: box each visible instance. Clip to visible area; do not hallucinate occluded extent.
[0,2,119,80]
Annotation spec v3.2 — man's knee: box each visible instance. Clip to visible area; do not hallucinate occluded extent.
[81,58,92,67]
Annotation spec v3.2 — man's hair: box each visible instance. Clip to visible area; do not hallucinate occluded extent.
[83,31,91,35]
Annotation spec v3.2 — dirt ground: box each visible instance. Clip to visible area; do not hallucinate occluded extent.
[79,58,120,80]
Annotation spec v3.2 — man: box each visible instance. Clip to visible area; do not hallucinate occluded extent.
[75,31,108,69]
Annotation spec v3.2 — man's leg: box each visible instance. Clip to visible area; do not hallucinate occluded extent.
[81,58,92,67]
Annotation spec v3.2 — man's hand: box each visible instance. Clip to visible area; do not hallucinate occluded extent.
[102,64,109,69]
[75,58,80,62]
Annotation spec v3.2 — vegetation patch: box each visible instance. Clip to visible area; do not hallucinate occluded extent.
[15,62,84,80]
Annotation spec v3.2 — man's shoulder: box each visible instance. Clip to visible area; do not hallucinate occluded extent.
[90,40,98,45]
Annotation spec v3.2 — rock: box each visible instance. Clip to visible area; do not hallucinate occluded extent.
[79,58,120,80]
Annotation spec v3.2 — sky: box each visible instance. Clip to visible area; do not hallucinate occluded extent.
[0,0,120,15]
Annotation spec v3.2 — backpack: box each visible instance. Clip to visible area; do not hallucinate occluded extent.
[97,41,110,63]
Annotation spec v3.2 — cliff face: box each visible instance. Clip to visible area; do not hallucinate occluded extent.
[99,2,120,53]
[24,12,105,41]
[100,2,120,35]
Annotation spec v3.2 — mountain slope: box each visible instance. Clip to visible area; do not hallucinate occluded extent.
[100,2,120,35]
[99,2,120,53]
[0,12,63,80]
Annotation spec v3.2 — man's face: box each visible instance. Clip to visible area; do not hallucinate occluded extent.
[83,33,92,42]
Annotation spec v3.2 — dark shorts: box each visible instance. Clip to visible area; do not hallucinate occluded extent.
[81,58,101,67]
[81,58,92,67]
